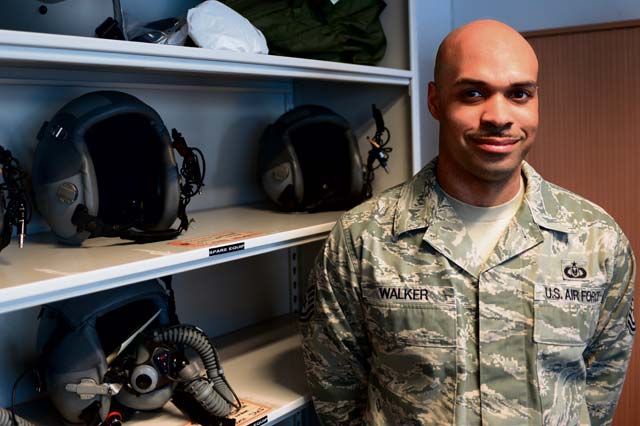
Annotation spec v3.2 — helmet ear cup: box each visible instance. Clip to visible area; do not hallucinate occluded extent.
[33,112,97,244]
[258,124,304,210]
[258,105,364,211]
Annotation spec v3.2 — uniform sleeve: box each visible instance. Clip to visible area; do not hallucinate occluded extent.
[584,232,636,425]
[299,220,371,426]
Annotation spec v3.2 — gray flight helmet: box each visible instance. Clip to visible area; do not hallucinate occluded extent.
[258,105,364,211]
[32,90,181,245]
[37,279,172,425]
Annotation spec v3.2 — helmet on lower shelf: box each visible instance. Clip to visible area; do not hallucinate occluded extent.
[37,279,241,425]
[37,280,175,424]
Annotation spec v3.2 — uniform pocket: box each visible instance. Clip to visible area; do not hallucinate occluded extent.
[365,285,456,347]
[533,283,602,346]
[533,283,603,425]
[364,286,456,424]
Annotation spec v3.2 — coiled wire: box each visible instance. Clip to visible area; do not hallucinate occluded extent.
[151,325,241,417]
[0,147,32,247]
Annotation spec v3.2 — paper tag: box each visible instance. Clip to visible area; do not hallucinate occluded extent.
[168,231,264,248]
[184,399,272,426]
[230,399,272,426]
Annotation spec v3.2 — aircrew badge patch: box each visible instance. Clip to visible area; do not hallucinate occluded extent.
[562,259,588,280]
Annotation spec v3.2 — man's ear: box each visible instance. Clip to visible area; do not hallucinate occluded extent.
[427,81,441,120]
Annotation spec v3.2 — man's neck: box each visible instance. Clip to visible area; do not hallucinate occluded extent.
[436,163,524,207]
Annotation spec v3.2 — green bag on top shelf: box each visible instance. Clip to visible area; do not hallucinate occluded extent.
[219,0,387,65]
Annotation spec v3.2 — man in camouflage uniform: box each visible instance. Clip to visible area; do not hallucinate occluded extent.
[300,19,636,426]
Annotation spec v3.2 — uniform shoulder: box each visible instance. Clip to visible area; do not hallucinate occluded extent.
[540,180,622,233]
[337,181,406,233]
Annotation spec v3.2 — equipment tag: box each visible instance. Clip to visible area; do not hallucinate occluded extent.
[169,231,264,248]
[230,399,271,426]
[184,399,272,426]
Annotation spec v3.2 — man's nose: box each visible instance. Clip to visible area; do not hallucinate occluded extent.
[480,95,513,128]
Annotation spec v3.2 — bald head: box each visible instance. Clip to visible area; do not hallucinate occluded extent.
[434,20,538,87]
[427,19,540,206]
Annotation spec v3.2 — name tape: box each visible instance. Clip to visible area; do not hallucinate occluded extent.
[378,287,430,301]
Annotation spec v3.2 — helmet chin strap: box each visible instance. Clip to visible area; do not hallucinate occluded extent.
[71,129,205,244]
[71,204,182,243]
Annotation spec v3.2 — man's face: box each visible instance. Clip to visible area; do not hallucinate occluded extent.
[429,31,539,186]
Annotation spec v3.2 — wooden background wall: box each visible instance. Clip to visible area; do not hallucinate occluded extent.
[525,21,640,426]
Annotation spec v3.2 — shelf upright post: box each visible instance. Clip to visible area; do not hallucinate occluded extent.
[288,247,300,315]
[408,0,423,175]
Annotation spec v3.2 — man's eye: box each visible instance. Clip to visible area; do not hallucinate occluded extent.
[462,89,483,99]
[511,89,532,101]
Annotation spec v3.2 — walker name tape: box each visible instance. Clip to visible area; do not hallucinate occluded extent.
[209,242,245,256]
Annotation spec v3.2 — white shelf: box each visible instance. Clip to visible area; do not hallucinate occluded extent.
[0,205,340,314]
[0,30,412,86]
[16,315,310,426]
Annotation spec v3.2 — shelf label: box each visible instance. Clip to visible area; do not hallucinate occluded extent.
[209,242,245,256]
[168,231,264,248]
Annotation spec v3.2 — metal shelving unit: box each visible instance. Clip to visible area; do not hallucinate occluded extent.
[0,3,418,424]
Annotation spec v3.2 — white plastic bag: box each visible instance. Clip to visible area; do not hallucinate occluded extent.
[187,0,269,54]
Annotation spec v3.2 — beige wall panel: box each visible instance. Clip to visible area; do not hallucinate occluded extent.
[526,22,640,426]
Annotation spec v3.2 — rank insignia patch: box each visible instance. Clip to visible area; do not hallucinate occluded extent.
[628,297,636,335]
[299,283,316,323]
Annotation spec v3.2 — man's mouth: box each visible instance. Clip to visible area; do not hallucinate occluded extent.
[468,135,523,153]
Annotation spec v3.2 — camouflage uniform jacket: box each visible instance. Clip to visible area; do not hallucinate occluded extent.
[300,159,636,426]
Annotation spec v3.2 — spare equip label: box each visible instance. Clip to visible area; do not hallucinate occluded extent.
[209,242,245,256]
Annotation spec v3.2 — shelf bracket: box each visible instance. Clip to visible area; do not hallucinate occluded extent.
[288,247,300,315]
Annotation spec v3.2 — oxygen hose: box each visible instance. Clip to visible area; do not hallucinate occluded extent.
[0,408,36,426]
[150,325,241,417]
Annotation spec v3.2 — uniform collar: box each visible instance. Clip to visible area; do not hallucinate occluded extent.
[520,161,574,233]
[392,158,440,237]
[392,158,574,237]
